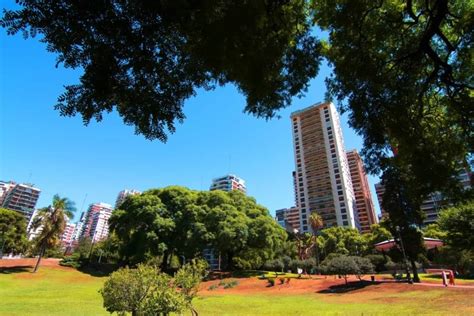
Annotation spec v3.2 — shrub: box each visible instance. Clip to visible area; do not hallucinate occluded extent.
[353,256,375,281]
[208,284,218,291]
[59,256,82,268]
[278,278,285,285]
[321,255,359,285]
[223,280,239,289]
[364,254,387,272]
[267,278,275,286]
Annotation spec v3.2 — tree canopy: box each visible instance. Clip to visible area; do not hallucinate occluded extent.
[109,186,287,269]
[30,194,76,272]
[0,208,27,256]
[1,1,321,141]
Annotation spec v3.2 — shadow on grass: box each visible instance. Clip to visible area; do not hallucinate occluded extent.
[0,265,32,274]
[317,280,382,294]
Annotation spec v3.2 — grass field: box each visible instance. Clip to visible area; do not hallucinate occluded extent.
[1,260,473,315]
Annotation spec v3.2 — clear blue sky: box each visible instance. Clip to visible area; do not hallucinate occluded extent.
[0,13,381,222]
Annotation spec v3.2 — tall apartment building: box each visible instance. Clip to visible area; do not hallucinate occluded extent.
[375,182,386,221]
[275,207,301,231]
[346,150,378,233]
[291,102,358,233]
[210,174,246,193]
[115,189,141,208]
[0,180,41,220]
[80,202,113,242]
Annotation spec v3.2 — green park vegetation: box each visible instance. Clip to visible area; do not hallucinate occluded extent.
[1,1,473,314]
[1,265,473,316]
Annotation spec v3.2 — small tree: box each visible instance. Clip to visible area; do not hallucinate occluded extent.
[174,259,208,316]
[100,264,158,316]
[353,256,374,281]
[101,261,207,316]
[322,255,359,285]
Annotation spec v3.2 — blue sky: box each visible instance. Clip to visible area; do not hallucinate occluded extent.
[0,17,381,222]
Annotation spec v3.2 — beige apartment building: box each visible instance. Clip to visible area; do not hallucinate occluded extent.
[291,102,358,233]
[346,150,378,233]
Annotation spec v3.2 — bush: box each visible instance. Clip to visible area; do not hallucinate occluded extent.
[208,284,218,291]
[321,255,359,284]
[267,278,275,286]
[59,256,82,268]
[223,280,239,289]
[278,278,285,285]
[364,254,387,272]
[353,256,374,280]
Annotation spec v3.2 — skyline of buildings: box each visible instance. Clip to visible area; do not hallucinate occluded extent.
[210,174,247,193]
[346,150,378,233]
[290,102,358,233]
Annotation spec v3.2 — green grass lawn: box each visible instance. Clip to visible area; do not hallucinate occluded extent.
[418,273,474,285]
[1,267,473,315]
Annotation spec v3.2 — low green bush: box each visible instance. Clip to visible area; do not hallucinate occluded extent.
[208,284,218,291]
[223,280,239,289]
[267,278,275,286]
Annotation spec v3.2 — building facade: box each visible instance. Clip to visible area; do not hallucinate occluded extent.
[275,207,301,231]
[291,102,358,232]
[210,174,246,193]
[80,202,113,242]
[115,189,141,208]
[375,170,471,226]
[346,150,378,233]
[61,222,76,246]
[0,181,41,220]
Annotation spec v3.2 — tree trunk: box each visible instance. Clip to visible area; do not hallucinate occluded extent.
[410,259,420,283]
[33,246,46,273]
[191,307,199,316]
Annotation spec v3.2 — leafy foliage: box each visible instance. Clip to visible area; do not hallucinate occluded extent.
[109,186,287,269]
[100,261,207,316]
[0,208,27,255]
[1,1,321,141]
[321,255,359,285]
[30,195,76,272]
[438,200,474,251]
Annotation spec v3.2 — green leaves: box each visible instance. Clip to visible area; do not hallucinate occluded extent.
[0,208,28,255]
[1,1,321,141]
[110,186,287,269]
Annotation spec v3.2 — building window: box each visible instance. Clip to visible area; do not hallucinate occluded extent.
[302,220,307,225]
[339,196,344,201]
[303,225,308,230]
[302,214,307,219]
[338,190,343,195]
[343,221,348,226]
[342,214,347,219]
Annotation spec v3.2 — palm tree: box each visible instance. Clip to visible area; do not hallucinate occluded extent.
[308,212,324,270]
[31,195,76,273]
[309,212,324,234]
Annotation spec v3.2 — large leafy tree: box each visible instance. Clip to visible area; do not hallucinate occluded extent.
[1,1,321,141]
[30,195,76,272]
[0,208,28,257]
[110,186,286,269]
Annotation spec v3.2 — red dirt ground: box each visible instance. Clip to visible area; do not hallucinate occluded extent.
[198,275,466,296]
[0,258,64,269]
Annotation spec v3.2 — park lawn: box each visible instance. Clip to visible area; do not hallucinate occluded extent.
[0,267,108,316]
[1,266,473,315]
[418,273,474,285]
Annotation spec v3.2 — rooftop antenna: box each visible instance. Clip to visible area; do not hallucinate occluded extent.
[79,193,88,216]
